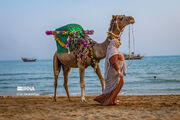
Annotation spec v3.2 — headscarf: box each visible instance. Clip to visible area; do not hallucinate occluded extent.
[104,39,127,79]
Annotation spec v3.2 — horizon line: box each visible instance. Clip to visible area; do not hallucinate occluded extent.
[0,54,180,61]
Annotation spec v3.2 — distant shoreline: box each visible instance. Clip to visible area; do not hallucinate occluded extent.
[0,55,180,61]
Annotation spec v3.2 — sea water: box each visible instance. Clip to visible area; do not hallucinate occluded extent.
[0,56,180,96]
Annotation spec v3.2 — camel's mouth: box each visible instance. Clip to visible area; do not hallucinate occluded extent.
[130,19,135,24]
[129,17,135,24]
[122,15,135,25]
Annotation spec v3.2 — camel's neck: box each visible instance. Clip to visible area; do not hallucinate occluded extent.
[93,36,112,60]
[93,22,126,60]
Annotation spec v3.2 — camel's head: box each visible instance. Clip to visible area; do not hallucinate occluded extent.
[109,15,135,34]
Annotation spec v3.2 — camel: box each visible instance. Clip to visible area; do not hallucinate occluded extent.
[52,15,135,102]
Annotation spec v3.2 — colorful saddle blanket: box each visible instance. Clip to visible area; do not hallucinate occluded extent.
[55,24,84,54]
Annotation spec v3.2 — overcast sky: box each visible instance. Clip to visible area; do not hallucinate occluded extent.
[0,0,180,60]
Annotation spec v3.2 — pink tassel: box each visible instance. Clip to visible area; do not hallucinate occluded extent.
[45,31,53,35]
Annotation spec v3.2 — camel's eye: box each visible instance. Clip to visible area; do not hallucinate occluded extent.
[118,17,123,21]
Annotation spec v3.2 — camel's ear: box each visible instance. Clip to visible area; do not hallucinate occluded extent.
[118,15,123,19]
[112,15,116,19]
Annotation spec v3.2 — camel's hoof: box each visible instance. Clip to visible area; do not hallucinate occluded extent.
[80,97,87,103]
[53,97,57,102]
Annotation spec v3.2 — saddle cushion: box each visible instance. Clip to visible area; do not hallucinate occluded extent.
[55,24,84,54]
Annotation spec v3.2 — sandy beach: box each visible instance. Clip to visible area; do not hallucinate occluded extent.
[0,95,180,120]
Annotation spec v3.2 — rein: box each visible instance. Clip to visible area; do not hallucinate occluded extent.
[127,24,135,67]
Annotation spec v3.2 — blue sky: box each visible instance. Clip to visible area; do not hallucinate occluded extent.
[0,0,180,60]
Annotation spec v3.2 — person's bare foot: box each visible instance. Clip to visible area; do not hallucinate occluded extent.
[115,100,120,105]
[113,100,119,105]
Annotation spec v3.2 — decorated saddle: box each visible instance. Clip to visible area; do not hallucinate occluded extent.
[46,24,98,69]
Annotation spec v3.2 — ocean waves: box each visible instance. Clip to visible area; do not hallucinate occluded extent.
[0,56,180,96]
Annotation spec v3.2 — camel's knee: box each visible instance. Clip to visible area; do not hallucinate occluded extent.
[80,77,85,88]
[54,76,58,87]
[54,82,57,87]
[81,84,85,88]
[63,82,68,89]
[80,82,85,88]
[54,75,58,79]
[54,71,60,76]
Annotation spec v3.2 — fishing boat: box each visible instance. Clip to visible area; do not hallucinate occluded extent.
[123,52,145,60]
[21,57,37,62]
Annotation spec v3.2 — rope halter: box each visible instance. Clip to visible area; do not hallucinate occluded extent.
[107,15,125,40]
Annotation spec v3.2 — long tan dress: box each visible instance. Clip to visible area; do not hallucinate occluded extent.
[94,54,125,105]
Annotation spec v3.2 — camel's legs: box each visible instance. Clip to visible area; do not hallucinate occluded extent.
[53,53,61,102]
[94,64,105,92]
[79,68,86,102]
[62,65,71,101]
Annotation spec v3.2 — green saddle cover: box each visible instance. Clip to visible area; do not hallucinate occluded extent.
[55,24,84,54]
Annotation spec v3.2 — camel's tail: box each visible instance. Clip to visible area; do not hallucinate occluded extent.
[53,52,62,76]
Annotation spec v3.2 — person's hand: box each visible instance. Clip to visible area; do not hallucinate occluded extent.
[119,72,123,78]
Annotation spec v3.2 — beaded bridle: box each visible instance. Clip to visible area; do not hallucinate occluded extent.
[107,15,126,40]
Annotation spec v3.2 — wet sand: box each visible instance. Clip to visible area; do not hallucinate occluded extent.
[0,95,180,120]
